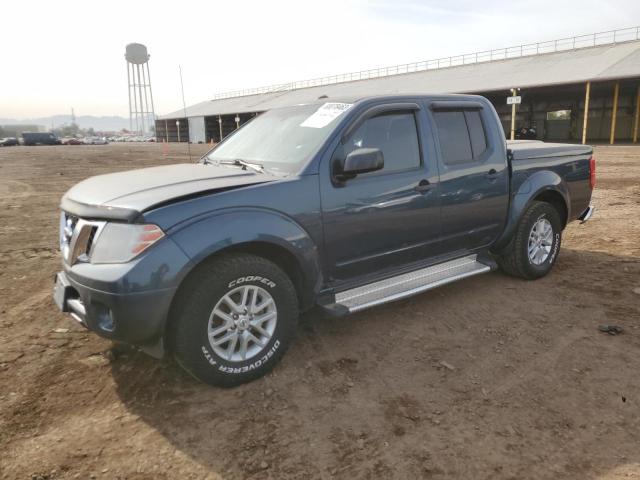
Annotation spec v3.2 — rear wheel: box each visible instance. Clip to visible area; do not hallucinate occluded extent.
[497,201,562,280]
[169,254,298,387]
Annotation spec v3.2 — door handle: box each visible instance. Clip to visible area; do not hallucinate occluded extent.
[485,168,498,180]
[414,179,433,193]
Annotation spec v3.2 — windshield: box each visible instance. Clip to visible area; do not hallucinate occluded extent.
[203,102,353,175]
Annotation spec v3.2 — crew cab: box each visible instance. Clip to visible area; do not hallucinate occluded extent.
[53,95,595,386]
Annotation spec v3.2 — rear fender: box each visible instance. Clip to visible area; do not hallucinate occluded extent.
[493,170,570,252]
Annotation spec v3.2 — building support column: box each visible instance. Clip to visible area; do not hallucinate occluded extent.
[582,81,591,145]
[218,115,223,142]
[510,88,517,140]
[610,81,620,145]
[633,84,640,144]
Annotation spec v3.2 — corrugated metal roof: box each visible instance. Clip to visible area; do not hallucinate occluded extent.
[159,40,640,119]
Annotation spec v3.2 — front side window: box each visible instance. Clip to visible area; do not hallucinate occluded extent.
[341,112,421,174]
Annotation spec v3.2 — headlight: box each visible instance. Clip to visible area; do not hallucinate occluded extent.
[90,223,165,264]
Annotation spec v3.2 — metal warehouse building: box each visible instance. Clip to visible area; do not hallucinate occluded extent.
[157,26,640,145]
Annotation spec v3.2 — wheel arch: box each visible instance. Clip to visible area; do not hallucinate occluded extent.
[162,208,323,352]
[163,240,313,354]
[493,170,570,252]
[532,189,568,228]
[179,240,311,308]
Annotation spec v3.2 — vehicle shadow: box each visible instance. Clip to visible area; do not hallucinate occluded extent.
[111,248,640,479]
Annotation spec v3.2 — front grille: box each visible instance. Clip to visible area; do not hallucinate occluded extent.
[86,225,98,253]
[59,212,105,265]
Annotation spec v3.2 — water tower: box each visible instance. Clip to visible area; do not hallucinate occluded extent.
[125,43,156,135]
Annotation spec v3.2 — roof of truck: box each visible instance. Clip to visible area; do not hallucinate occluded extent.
[159,39,640,120]
[278,93,481,106]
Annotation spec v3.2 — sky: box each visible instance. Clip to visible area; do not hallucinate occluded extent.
[1,0,639,119]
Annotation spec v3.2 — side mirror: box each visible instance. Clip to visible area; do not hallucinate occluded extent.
[340,148,384,178]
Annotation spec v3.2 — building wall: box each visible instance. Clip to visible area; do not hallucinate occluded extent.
[155,118,189,142]
[159,80,640,144]
[188,116,206,144]
[488,81,639,142]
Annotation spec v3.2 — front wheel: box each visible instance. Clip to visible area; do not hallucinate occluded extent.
[169,254,298,387]
[497,201,562,280]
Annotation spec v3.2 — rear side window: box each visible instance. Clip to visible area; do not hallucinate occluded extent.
[433,109,487,165]
[343,112,421,173]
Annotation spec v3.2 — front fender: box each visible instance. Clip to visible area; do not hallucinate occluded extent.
[168,207,323,304]
[493,170,570,251]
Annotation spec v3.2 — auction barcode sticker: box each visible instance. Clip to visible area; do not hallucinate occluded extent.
[300,103,353,128]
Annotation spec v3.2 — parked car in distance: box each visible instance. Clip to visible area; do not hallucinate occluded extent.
[85,136,109,145]
[54,94,595,387]
[22,132,61,146]
[0,137,19,146]
[62,137,84,145]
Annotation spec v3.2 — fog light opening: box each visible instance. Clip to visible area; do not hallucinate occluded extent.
[94,304,115,333]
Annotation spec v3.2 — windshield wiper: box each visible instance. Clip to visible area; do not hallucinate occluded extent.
[218,158,265,173]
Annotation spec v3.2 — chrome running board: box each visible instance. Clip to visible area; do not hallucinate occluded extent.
[332,254,491,313]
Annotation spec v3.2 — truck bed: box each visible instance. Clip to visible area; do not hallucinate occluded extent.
[507,140,592,160]
[506,140,593,223]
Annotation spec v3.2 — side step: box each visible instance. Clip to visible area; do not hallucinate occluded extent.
[330,254,491,314]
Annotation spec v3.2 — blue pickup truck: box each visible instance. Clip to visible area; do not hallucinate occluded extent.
[53,94,595,386]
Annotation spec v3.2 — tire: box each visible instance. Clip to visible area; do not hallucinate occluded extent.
[169,254,298,387]
[497,201,562,280]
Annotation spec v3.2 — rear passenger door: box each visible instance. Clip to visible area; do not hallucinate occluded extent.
[428,101,509,253]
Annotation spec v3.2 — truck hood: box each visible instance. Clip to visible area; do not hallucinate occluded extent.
[61,163,277,221]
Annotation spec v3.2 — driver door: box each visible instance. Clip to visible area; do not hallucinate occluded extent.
[320,103,442,285]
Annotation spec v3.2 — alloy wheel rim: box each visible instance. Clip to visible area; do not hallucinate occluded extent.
[528,218,553,265]
[207,285,277,362]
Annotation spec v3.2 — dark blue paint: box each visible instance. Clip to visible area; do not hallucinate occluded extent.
[57,94,593,354]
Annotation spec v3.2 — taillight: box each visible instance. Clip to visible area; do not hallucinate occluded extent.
[589,156,596,189]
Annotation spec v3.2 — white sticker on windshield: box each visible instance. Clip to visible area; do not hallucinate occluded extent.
[300,103,353,128]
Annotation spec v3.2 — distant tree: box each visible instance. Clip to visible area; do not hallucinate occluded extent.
[0,125,4,137]
[87,127,95,136]
[60,123,80,137]
[149,124,155,133]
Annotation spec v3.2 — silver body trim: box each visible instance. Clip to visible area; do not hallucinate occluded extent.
[67,298,87,325]
[335,255,491,313]
[579,205,595,224]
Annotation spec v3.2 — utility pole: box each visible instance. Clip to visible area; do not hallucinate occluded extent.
[509,88,520,140]
[633,84,640,144]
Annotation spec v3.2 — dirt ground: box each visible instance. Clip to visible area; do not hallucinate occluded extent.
[0,143,639,480]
